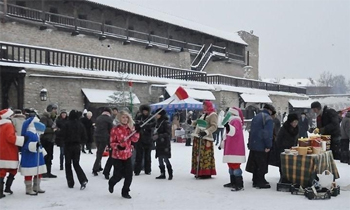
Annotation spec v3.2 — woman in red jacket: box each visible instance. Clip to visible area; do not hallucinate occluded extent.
[108,110,140,199]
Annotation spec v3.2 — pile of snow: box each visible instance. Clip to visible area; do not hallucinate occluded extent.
[2,131,349,210]
[262,78,318,87]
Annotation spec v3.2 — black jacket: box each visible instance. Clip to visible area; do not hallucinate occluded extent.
[276,122,299,165]
[94,114,113,141]
[317,106,341,138]
[62,119,87,147]
[298,117,309,138]
[154,116,171,158]
[54,116,68,146]
[80,116,94,143]
[40,112,55,142]
[135,105,155,145]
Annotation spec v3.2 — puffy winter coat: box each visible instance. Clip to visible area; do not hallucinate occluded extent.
[135,105,155,146]
[80,116,94,143]
[191,112,218,141]
[248,109,273,152]
[110,125,139,160]
[54,116,68,146]
[154,116,171,158]
[275,121,299,166]
[40,112,55,143]
[62,118,87,147]
[222,116,246,163]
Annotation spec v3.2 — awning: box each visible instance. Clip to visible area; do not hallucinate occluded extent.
[240,93,272,103]
[150,96,203,111]
[82,88,141,104]
[288,99,312,108]
[165,86,216,101]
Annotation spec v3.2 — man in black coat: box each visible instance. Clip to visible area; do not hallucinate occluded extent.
[298,113,309,138]
[134,104,155,175]
[311,101,341,160]
[92,107,113,176]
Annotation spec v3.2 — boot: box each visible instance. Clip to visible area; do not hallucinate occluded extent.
[4,174,15,194]
[224,175,236,188]
[0,178,5,199]
[231,176,244,191]
[121,188,132,199]
[185,138,192,146]
[156,166,166,179]
[33,178,45,193]
[43,165,57,178]
[167,165,173,180]
[25,181,37,195]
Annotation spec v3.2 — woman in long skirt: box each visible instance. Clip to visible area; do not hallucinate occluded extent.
[190,101,218,179]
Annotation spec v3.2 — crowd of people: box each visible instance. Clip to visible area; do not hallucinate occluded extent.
[0,99,349,200]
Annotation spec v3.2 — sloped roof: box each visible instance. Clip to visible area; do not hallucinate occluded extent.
[87,0,247,45]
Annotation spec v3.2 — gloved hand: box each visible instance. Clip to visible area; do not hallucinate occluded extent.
[198,131,207,138]
[224,123,230,133]
[36,142,41,149]
[117,145,126,150]
[135,124,142,132]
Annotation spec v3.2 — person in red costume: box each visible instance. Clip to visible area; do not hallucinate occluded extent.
[0,109,25,199]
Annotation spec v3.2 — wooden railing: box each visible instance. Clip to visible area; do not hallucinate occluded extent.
[207,74,307,94]
[0,42,206,82]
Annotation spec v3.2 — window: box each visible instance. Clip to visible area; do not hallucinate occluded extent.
[49,7,59,23]
[15,1,26,16]
[105,20,112,32]
[78,14,87,28]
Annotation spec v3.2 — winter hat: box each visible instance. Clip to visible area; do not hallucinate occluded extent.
[228,107,239,116]
[287,113,299,123]
[69,110,79,120]
[46,104,58,112]
[155,108,166,117]
[203,100,215,114]
[311,101,322,109]
[21,116,40,135]
[87,111,93,117]
[13,109,22,115]
[103,107,112,115]
[82,109,88,114]
[263,104,276,113]
[0,109,14,120]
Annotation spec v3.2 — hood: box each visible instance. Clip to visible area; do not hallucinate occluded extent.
[139,104,151,114]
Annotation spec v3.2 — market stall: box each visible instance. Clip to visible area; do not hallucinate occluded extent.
[150,96,203,111]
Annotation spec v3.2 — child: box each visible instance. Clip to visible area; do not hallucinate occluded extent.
[221,107,246,191]
[20,117,47,195]
[153,108,173,180]
[108,110,140,199]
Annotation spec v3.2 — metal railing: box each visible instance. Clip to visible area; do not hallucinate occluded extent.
[207,74,307,94]
[0,41,206,82]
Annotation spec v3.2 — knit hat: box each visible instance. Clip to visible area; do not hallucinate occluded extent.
[263,104,276,113]
[0,109,14,120]
[311,101,322,109]
[46,104,58,112]
[287,113,299,123]
[69,110,79,120]
[103,107,112,115]
[155,108,166,116]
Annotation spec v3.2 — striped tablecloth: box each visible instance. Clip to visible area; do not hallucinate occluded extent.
[280,151,339,187]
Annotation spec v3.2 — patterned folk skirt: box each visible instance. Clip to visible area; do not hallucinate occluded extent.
[190,137,216,177]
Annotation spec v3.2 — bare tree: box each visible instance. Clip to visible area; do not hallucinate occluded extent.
[108,72,131,107]
[331,75,347,94]
[318,71,333,87]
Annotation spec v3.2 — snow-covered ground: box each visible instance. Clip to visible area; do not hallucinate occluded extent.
[1,133,350,210]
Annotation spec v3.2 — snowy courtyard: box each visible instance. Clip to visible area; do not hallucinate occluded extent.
[1,133,350,210]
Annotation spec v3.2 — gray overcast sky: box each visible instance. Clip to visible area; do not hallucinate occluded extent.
[122,0,350,80]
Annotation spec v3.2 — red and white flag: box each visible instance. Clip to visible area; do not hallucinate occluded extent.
[174,86,188,101]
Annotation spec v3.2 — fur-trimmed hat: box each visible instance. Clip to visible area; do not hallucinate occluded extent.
[287,113,299,123]
[0,109,14,120]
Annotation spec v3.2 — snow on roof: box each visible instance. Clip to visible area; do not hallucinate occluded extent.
[240,93,272,103]
[87,0,247,45]
[0,62,214,91]
[166,85,216,101]
[279,78,317,87]
[262,78,318,87]
[214,84,309,98]
[81,88,141,104]
[289,97,350,110]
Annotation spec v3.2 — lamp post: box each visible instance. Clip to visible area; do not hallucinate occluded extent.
[40,88,47,101]
[128,81,133,114]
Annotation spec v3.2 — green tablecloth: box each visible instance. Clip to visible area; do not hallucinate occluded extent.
[281,151,339,187]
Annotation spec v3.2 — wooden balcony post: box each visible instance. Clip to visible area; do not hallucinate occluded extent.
[2,0,7,21]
